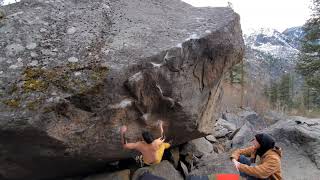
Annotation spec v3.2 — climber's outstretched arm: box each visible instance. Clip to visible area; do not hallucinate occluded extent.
[120,125,142,150]
[120,125,128,146]
[158,120,165,140]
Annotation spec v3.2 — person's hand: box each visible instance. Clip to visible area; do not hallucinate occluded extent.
[120,125,127,133]
[232,159,240,172]
[157,120,163,127]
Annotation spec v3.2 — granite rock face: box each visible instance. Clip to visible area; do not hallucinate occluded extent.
[264,117,320,169]
[0,0,244,179]
[180,137,213,157]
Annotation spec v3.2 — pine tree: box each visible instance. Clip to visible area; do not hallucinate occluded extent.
[278,74,293,109]
[269,82,278,106]
[297,0,320,108]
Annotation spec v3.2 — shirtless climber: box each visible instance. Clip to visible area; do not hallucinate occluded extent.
[120,120,171,165]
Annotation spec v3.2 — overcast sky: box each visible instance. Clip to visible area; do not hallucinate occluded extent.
[182,0,312,33]
[2,0,312,33]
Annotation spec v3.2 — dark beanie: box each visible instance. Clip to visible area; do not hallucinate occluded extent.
[255,133,275,157]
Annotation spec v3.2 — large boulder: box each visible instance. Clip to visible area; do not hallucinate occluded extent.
[205,135,217,143]
[189,153,238,176]
[221,108,268,130]
[214,118,237,138]
[262,110,287,126]
[0,0,244,179]
[221,112,243,128]
[231,121,256,148]
[242,111,268,131]
[277,142,320,180]
[181,138,214,158]
[132,160,183,180]
[230,110,268,148]
[264,117,320,169]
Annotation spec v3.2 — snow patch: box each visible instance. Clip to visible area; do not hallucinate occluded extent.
[185,33,200,41]
[109,99,133,109]
[151,62,162,68]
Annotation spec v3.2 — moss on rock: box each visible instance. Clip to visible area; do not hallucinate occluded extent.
[3,99,20,108]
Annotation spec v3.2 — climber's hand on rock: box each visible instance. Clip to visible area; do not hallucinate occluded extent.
[120,125,127,133]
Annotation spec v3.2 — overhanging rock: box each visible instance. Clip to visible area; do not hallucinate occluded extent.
[0,0,244,179]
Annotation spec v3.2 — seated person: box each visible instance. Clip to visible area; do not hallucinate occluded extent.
[120,120,170,165]
[230,133,282,180]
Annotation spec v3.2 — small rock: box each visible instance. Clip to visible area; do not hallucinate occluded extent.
[214,127,230,138]
[205,135,217,143]
[222,112,243,128]
[40,28,47,32]
[26,43,37,50]
[74,72,81,76]
[180,161,189,177]
[67,27,77,35]
[181,138,213,157]
[216,118,237,132]
[28,60,38,66]
[243,112,268,130]
[9,64,19,69]
[68,57,79,63]
[41,49,56,56]
[224,140,232,151]
[212,143,225,154]
[102,4,111,9]
[184,153,198,171]
[30,52,38,57]
[214,118,237,138]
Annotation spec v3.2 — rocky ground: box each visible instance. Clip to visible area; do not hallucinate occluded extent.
[60,108,320,180]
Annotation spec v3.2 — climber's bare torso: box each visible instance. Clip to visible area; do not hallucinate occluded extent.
[120,121,168,164]
[123,138,164,164]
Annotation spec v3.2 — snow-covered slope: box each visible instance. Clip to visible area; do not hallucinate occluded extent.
[243,27,304,83]
[245,28,299,61]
